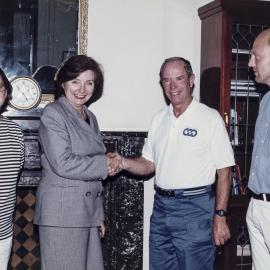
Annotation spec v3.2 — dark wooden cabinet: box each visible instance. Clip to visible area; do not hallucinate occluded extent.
[198,0,270,180]
[198,1,270,269]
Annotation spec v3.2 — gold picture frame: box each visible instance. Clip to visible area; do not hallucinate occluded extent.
[78,0,89,55]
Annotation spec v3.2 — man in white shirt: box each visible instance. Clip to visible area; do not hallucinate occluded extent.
[108,57,235,270]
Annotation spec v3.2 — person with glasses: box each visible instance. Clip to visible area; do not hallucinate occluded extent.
[0,67,24,270]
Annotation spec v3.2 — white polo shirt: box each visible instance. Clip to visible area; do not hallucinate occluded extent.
[142,99,235,189]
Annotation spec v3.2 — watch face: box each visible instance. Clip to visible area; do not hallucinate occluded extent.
[9,76,42,110]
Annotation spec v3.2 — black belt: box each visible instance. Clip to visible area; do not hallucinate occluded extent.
[251,192,270,202]
[155,185,210,197]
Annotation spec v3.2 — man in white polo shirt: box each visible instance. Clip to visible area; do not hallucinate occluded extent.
[108,57,235,270]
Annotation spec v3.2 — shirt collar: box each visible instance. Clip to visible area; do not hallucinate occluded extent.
[169,98,198,120]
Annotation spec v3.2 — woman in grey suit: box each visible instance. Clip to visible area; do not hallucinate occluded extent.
[34,55,112,270]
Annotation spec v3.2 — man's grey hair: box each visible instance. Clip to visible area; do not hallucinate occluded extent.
[159,57,194,80]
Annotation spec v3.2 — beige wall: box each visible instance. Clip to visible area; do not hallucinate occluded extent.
[88,0,210,131]
[87,1,210,269]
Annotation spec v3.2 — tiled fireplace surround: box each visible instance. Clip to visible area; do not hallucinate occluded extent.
[9,131,147,270]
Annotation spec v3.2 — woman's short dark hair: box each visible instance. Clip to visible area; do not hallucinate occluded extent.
[0,67,12,111]
[55,55,104,103]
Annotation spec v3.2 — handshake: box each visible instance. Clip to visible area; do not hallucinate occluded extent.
[106,152,126,177]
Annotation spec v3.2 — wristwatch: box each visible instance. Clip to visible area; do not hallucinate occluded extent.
[215,209,228,217]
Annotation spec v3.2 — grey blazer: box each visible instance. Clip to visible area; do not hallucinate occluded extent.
[34,97,108,227]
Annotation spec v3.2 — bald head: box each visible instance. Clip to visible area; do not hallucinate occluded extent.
[248,28,270,86]
[255,28,270,46]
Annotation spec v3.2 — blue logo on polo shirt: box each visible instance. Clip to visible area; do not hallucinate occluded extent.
[183,128,197,137]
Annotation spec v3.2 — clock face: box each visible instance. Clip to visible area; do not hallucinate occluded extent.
[9,76,42,110]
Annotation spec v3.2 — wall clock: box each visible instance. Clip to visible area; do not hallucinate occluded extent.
[9,76,42,110]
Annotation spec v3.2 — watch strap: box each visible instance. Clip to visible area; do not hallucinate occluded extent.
[215,209,228,217]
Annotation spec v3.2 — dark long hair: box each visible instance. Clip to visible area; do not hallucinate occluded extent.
[0,67,12,112]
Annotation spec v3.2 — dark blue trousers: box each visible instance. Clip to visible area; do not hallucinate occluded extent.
[149,187,215,270]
